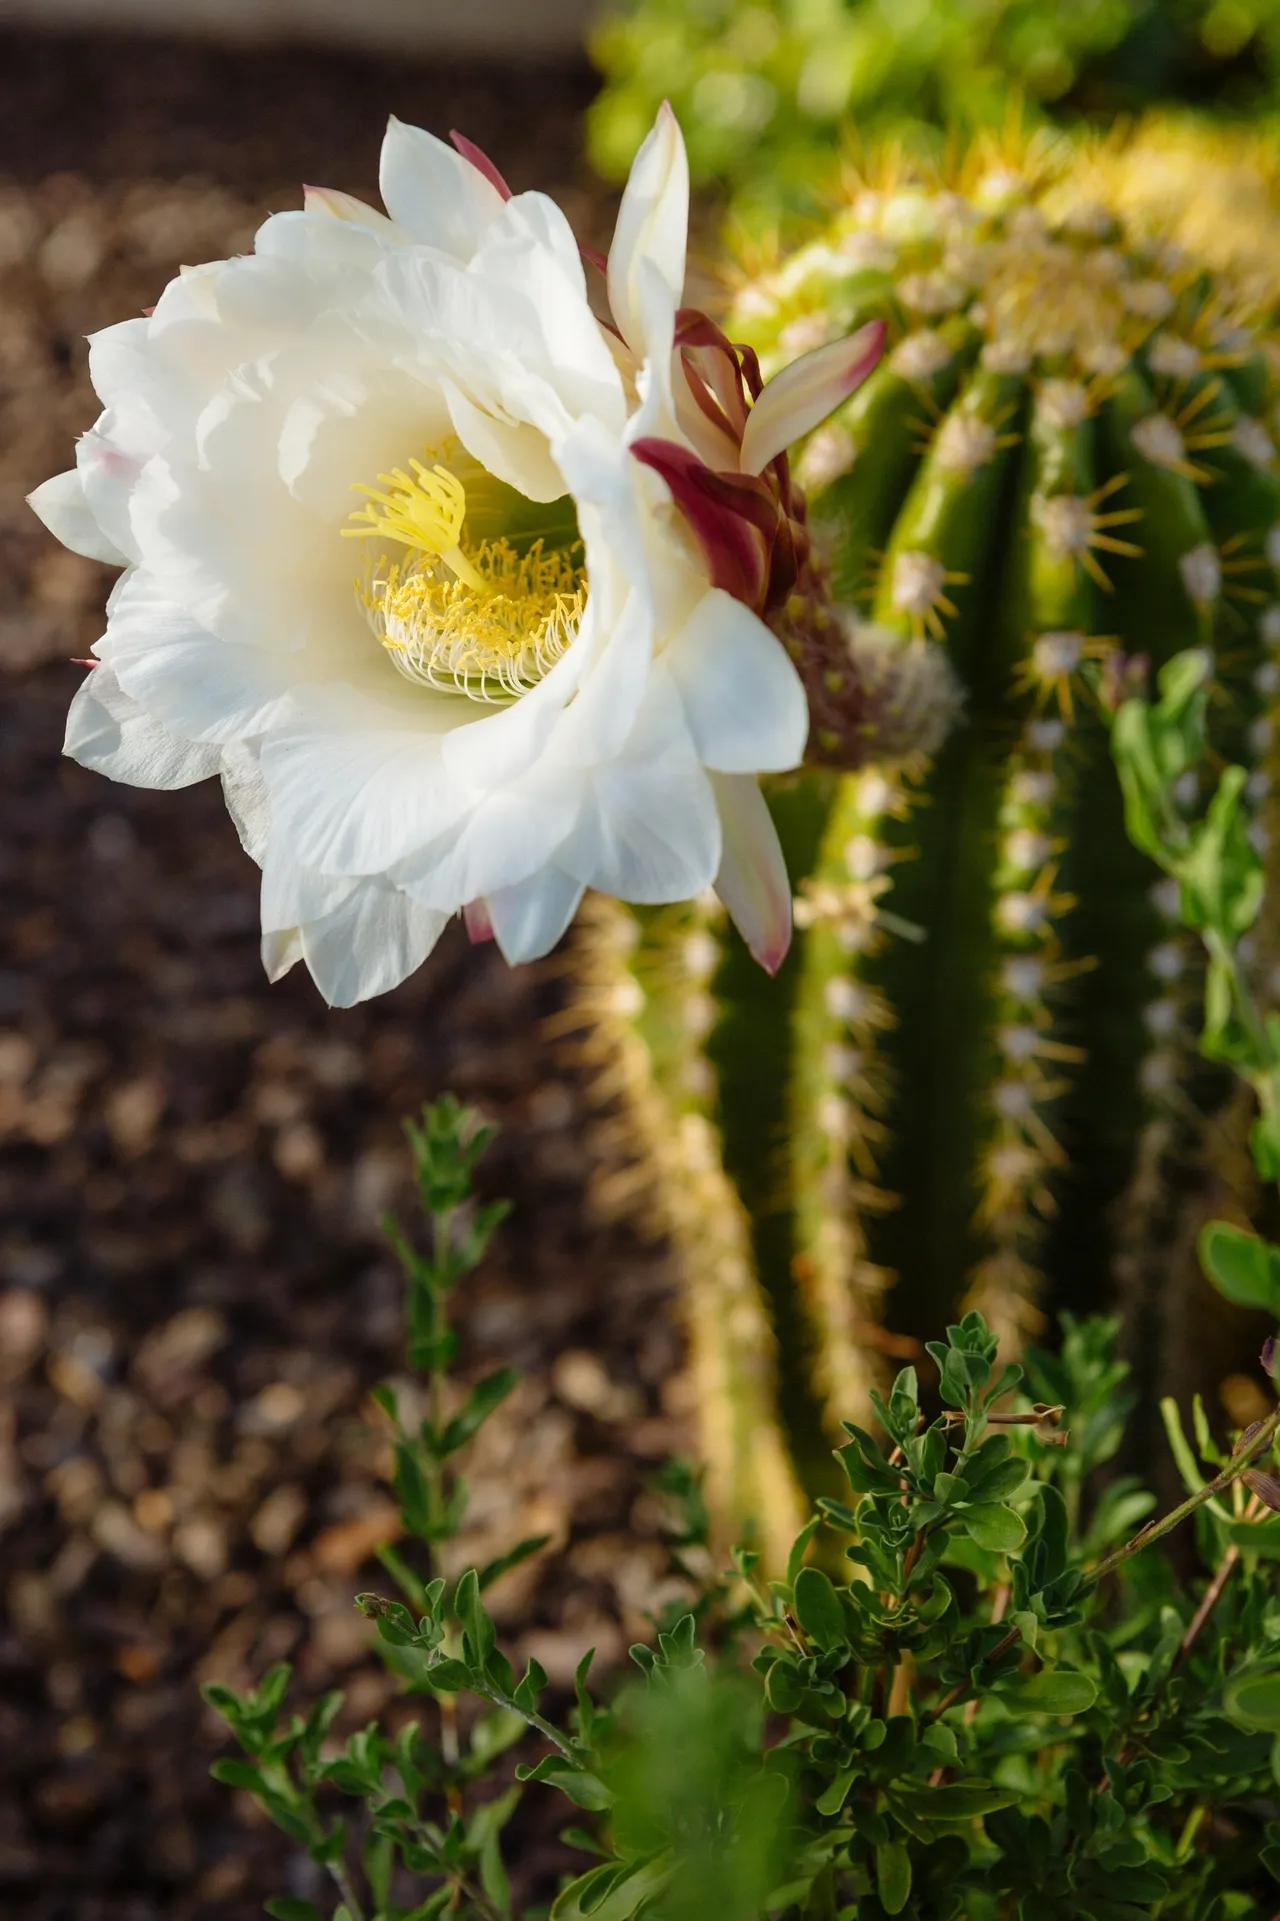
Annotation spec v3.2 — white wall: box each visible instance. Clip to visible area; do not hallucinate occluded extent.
[0,0,597,55]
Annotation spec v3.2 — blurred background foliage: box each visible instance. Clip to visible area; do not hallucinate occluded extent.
[588,0,1280,227]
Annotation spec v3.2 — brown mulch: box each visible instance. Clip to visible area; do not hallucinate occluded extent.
[0,32,695,1920]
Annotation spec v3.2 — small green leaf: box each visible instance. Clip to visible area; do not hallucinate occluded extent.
[793,1567,847,1651]
[441,1367,520,1456]
[1225,1669,1280,1730]
[370,1383,399,1424]
[455,1567,497,1664]
[210,1759,264,1791]
[478,1533,552,1591]
[1223,1518,1280,1557]
[816,1767,857,1816]
[785,1513,825,1589]
[516,1755,613,1810]
[265,1901,324,1921]
[425,1658,473,1692]
[1005,1671,1098,1716]
[552,1857,673,1921]
[876,1840,912,1916]
[1199,1222,1280,1314]
[933,1472,969,1503]
[891,1781,1017,1819]
[963,1504,1026,1555]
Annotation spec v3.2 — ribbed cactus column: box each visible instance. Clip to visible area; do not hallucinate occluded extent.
[727,140,1280,1447]
[560,895,804,1562]
[562,135,1280,1536]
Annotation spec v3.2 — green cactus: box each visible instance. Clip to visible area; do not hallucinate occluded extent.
[571,131,1280,1541]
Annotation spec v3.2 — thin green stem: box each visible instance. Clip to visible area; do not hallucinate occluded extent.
[401,1820,505,1921]
[467,1677,577,1762]
[426,1209,452,1578]
[326,1856,368,1921]
[427,1210,461,1780]
[1086,1405,1280,1589]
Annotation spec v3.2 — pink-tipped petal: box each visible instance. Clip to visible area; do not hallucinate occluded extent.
[739,321,885,477]
[463,898,496,944]
[448,131,513,201]
[711,773,792,974]
[631,438,767,608]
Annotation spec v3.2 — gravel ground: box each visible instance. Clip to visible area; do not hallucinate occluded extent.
[0,33,696,1918]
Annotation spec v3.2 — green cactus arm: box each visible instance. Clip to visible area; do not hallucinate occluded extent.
[560,896,803,1564]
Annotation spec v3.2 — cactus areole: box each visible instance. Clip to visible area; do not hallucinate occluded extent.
[701,136,1280,1486]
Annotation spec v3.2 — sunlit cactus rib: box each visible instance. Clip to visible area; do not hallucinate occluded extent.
[720,131,1280,1446]
[787,764,907,1435]
[556,895,803,1562]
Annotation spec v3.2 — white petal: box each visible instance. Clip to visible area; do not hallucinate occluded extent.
[379,117,506,259]
[253,209,398,280]
[64,664,220,789]
[485,867,585,964]
[102,569,301,745]
[277,368,451,522]
[440,375,566,503]
[394,770,581,912]
[740,323,885,476]
[466,193,626,431]
[665,588,808,773]
[298,878,447,1008]
[220,741,271,864]
[710,772,791,974]
[27,468,125,566]
[302,184,400,233]
[260,692,466,877]
[440,638,583,787]
[607,103,689,361]
[557,677,720,902]
[262,927,304,983]
[546,584,654,770]
[261,837,359,928]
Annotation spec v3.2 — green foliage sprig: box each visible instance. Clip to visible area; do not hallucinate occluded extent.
[205,1094,1280,1919]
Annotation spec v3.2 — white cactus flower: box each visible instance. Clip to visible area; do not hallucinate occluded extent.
[28,109,857,1005]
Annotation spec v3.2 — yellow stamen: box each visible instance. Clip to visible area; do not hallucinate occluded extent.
[358,537,587,703]
[343,459,489,593]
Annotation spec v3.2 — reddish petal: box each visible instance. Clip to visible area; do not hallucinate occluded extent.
[631,438,768,608]
[448,132,513,202]
[463,898,496,944]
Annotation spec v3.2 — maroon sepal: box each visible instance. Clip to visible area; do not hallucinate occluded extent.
[631,438,770,609]
[449,132,513,202]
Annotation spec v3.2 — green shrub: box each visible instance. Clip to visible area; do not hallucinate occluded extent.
[207,1091,1280,1920]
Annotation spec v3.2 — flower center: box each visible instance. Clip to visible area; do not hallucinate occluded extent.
[344,450,585,703]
